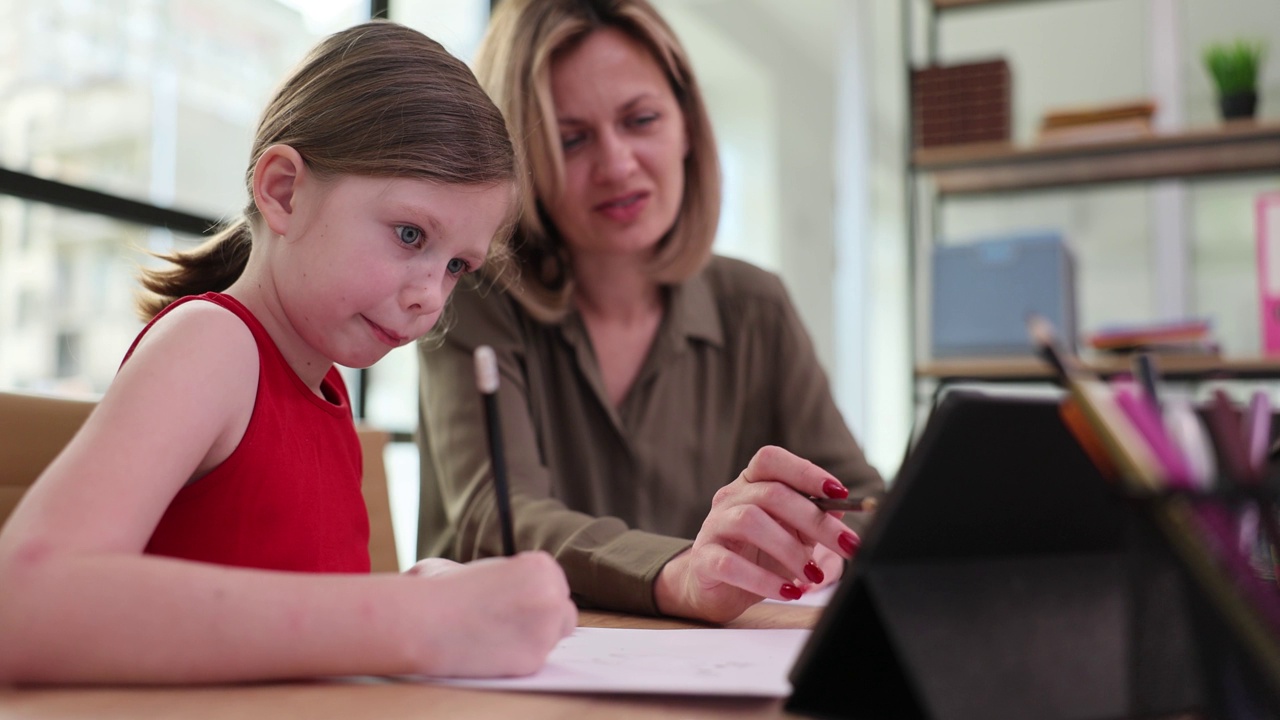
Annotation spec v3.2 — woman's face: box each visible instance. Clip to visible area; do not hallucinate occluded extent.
[545,28,689,264]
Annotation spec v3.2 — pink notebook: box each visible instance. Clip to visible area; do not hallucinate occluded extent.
[1256,192,1280,354]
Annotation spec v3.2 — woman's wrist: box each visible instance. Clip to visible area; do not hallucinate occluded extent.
[653,549,692,617]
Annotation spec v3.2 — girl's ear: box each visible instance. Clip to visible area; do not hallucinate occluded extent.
[252,145,307,237]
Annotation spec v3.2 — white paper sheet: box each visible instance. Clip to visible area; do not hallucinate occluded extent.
[418,627,811,697]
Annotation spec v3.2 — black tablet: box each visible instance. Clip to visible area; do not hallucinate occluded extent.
[786,390,1272,720]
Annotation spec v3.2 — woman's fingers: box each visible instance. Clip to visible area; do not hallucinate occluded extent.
[704,500,817,580]
[713,476,863,566]
[737,445,850,502]
[699,488,859,598]
[810,543,847,589]
[760,482,862,561]
[733,446,860,560]
[689,543,805,602]
[668,448,868,622]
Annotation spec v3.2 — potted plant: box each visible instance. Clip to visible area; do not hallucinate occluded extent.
[1203,39,1266,120]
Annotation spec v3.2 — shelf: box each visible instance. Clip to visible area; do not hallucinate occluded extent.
[912,121,1280,196]
[917,355,1280,384]
[933,0,1042,9]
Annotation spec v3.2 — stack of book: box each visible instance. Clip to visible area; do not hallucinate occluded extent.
[1085,317,1218,356]
[1037,99,1156,147]
[911,59,1011,148]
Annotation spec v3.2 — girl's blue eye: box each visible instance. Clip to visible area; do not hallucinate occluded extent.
[446,258,470,276]
[396,225,422,246]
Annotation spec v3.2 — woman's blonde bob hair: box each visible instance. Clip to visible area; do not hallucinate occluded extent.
[474,0,721,321]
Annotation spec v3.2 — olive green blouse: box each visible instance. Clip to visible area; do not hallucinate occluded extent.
[416,255,884,615]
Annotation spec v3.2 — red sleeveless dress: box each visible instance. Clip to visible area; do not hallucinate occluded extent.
[137,293,370,573]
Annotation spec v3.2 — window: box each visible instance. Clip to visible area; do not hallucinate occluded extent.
[0,0,369,394]
[0,197,204,393]
[1,0,368,219]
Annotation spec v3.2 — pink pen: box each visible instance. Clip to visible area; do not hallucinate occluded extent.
[1162,398,1216,490]
[1243,391,1273,478]
[1111,384,1193,488]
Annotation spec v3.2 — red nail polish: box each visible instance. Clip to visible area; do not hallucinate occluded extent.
[780,583,804,601]
[803,561,825,584]
[839,532,861,556]
[822,479,849,499]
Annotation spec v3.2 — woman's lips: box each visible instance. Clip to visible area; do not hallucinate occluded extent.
[595,191,649,223]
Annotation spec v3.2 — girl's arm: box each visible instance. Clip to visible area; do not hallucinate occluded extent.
[0,546,574,683]
[0,304,574,683]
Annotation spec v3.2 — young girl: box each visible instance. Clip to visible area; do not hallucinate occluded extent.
[0,21,576,684]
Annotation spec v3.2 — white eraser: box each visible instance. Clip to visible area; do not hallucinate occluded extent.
[474,345,499,394]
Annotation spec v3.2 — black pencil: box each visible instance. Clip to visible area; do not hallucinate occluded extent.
[811,496,879,513]
[1132,352,1162,410]
[474,345,516,557]
[1026,314,1073,386]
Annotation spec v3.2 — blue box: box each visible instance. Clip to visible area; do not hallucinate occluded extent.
[930,231,1076,358]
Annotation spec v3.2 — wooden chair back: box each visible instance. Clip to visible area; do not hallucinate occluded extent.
[0,390,401,571]
[0,390,97,529]
[356,425,401,572]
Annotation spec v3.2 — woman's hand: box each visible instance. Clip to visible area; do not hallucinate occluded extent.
[808,543,847,591]
[653,446,861,623]
[408,551,577,678]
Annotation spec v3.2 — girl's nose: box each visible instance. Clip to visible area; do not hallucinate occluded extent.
[402,273,445,317]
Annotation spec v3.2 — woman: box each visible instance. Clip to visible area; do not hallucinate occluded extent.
[417,0,883,624]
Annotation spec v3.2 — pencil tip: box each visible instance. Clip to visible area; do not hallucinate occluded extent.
[474,345,499,394]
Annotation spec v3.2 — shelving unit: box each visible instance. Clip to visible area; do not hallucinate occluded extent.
[919,354,1280,383]
[916,353,1280,413]
[904,0,1280,397]
[933,0,1042,9]
[914,120,1280,195]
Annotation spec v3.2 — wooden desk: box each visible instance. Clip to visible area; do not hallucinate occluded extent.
[0,603,822,720]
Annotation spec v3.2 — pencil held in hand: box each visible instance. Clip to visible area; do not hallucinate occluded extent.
[811,496,879,513]
[475,345,516,557]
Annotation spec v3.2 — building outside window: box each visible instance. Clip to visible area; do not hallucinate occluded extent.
[0,0,366,394]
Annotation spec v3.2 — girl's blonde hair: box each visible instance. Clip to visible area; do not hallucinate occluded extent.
[137,21,517,320]
[474,0,721,321]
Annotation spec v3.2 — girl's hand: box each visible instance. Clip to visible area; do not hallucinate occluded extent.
[409,551,577,678]
[654,446,861,623]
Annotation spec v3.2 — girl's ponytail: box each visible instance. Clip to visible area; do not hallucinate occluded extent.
[135,219,252,320]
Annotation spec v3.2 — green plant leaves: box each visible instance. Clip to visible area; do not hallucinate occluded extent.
[1203,39,1266,96]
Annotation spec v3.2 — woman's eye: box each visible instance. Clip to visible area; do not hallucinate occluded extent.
[446,258,470,276]
[396,225,423,246]
[630,113,659,128]
[561,132,586,151]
